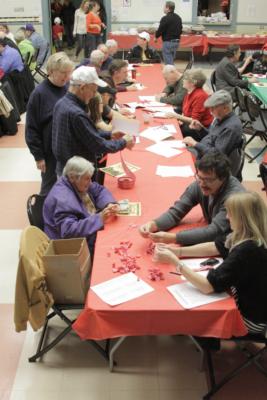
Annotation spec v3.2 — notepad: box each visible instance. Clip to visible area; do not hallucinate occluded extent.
[140,125,176,142]
[112,117,140,136]
[146,143,183,158]
[91,272,154,306]
[167,282,229,309]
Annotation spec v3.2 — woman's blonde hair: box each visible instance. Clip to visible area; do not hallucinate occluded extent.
[46,52,74,75]
[225,191,267,249]
[80,0,89,10]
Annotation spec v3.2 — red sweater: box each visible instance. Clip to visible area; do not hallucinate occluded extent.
[182,87,213,127]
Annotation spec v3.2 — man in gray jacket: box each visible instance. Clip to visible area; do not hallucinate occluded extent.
[139,152,245,245]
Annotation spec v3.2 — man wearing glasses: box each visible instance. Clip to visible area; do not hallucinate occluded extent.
[139,152,245,245]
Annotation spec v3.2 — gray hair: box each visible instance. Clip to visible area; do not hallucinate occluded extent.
[105,39,118,48]
[63,156,95,180]
[90,49,105,65]
[162,64,180,75]
[183,69,207,88]
[14,29,26,43]
[46,52,74,75]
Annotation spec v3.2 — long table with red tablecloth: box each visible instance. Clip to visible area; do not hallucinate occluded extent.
[73,64,247,342]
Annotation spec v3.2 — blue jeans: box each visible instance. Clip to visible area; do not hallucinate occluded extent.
[162,40,179,65]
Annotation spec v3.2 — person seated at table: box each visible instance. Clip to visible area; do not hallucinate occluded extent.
[98,43,111,71]
[101,59,138,94]
[252,49,267,75]
[153,191,267,334]
[139,152,245,246]
[0,38,24,75]
[167,69,213,141]
[24,23,49,66]
[14,29,36,71]
[97,84,117,123]
[88,92,112,131]
[183,90,244,179]
[215,44,258,101]
[43,156,119,257]
[155,64,186,113]
[78,49,105,75]
[101,40,118,70]
[126,31,161,64]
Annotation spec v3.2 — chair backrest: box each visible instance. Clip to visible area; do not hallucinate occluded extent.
[235,86,248,113]
[259,162,267,196]
[37,44,50,68]
[245,93,260,121]
[27,194,46,231]
[228,133,246,178]
[210,70,216,92]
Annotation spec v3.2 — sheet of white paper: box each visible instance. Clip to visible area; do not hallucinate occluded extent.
[182,258,223,270]
[146,143,182,158]
[91,272,154,306]
[156,165,194,177]
[140,125,176,142]
[139,95,156,101]
[124,102,146,109]
[167,282,229,309]
[165,140,186,149]
[145,106,174,112]
[112,118,140,136]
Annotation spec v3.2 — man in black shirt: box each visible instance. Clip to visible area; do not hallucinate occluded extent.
[155,1,183,65]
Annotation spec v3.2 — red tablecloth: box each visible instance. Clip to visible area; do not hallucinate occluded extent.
[108,33,267,56]
[73,65,247,341]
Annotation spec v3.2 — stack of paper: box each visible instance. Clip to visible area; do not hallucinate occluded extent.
[146,143,183,158]
[167,282,229,309]
[156,165,194,177]
[139,95,156,102]
[91,272,154,306]
[112,118,140,137]
[140,125,176,142]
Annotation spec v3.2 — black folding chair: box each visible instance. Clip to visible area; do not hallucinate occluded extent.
[259,161,267,197]
[197,331,267,399]
[27,194,46,231]
[234,86,251,128]
[32,45,49,83]
[210,71,216,92]
[244,94,267,162]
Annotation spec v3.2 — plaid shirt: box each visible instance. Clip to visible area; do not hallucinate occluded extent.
[52,92,126,174]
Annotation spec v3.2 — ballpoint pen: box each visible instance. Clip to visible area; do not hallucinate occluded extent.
[169,271,182,276]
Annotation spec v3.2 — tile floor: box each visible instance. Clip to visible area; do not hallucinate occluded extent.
[0,61,267,400]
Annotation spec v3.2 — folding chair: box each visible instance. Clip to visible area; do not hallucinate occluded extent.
[259,159,267,197]
[210,71,216,92]
[196,331,267,399]
[27,194,46,231]
[234,86,251,128]
[184,49,194,72]
[32,44,49,83]
[244,94,267,162]
[15,226,110,363]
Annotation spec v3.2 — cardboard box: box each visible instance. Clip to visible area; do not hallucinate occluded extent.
[42,238,91,304]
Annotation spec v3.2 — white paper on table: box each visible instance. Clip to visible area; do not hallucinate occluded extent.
[167,282,229,309]
[91,272,154,306]
[135,83,145,90]
[180,258,223,280]
[165,140,186,149]
[139,95,156,102]
[144,106,174,112]
[140,125,176,142]
[156,165,194,177]
[112,117,140,136]
[146,142,182,158]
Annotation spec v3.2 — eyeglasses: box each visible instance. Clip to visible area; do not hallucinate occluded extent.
[195,174,218,184]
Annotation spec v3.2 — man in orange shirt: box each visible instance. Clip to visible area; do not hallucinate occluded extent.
[85,1,105,57]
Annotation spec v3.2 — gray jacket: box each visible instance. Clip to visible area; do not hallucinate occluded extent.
[160,78,186,111]
[154,176,245,245]
[215,57,248,99]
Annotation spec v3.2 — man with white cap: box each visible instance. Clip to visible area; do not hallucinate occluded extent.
[126,31,160,63]
[183,90,244,178]
[52,66,135,176]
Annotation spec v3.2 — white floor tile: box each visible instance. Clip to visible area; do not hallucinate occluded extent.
[0,149,40,182]
[0,230,21,303]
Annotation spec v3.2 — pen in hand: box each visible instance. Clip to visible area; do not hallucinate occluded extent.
[169,271,181,276]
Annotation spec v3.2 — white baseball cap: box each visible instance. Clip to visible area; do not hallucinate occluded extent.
[54,17,61,24]
[138,31,150,42]
[70,66,107,87]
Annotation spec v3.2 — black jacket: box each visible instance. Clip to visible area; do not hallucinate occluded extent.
[126,45,161,63]
[155,11,183,42]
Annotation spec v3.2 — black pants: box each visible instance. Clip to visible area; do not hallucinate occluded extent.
[75,34,86,57]
[40,155,57,196]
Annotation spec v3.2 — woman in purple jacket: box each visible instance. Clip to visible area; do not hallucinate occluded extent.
[43,156,119,257]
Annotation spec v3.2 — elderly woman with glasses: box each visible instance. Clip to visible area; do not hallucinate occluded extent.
[154,191,267,334]
[43,156,119,257]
